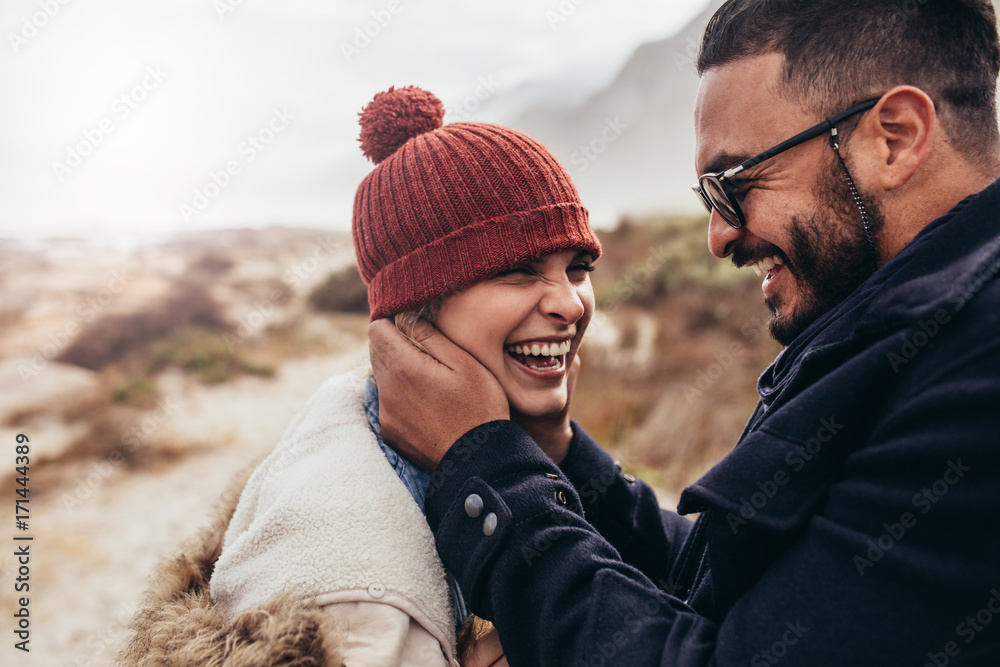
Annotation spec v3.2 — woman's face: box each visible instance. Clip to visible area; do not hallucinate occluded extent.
[434,249,596,420]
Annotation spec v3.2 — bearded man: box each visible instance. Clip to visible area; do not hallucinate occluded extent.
[369,1,1000,664]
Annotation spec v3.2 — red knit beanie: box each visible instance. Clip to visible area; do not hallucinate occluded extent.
[352,86,602,321]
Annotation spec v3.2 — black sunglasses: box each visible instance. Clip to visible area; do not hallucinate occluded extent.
[692,98,881,228]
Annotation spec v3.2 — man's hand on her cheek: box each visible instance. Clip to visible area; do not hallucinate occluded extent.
[368,318,509,472]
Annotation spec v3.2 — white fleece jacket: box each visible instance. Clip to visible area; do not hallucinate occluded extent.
[210,367,457,665]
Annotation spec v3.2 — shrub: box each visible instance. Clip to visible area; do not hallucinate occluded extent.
[112,377,156,405]
[58,281,228,371]
[309,266,369,314]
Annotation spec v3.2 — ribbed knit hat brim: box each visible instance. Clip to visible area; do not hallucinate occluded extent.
[366,202,597,319]
[353,102,601,320]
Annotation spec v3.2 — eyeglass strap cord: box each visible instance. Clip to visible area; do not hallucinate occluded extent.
[829,127,879,273]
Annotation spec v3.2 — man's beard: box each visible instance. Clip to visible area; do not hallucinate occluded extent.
[736,161,885,346]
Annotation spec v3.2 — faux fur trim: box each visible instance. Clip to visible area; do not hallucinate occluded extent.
[116,447,492,666]
[116,462,344,666]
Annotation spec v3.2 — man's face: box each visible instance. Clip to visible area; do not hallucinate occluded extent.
[694,54,881,345]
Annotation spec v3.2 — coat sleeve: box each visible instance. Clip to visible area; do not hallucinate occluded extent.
[423,421,721,667]
[423,302,1000,666]
[557,422,692,592]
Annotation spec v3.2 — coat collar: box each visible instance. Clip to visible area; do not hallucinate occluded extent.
[856,178,1000,334]
[678,179,1000,532]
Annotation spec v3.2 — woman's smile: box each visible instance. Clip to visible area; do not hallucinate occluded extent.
[433,249,595,420]
[505,338,573,373]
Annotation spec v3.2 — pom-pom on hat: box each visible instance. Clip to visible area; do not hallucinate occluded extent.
[352,85,601,321]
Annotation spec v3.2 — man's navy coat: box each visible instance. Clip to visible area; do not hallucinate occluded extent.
[424,180,1000,665]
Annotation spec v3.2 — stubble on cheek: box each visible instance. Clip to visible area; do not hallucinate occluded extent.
[766,168,882,345]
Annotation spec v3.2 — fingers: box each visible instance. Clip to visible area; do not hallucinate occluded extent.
[403,317,476,372]
[370,317,465,372]
[369,318,436,380]
[368,318,401,372]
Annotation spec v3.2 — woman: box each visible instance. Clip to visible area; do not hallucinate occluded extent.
[118,85,600,666]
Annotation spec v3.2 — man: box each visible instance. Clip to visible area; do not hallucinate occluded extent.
[369,1,1000,664]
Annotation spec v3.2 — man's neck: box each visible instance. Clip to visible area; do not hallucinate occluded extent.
[879,166,1000,265]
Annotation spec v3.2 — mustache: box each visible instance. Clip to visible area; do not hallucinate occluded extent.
[732,241,789,270]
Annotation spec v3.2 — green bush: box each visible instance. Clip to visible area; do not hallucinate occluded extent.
[112,377,156,405]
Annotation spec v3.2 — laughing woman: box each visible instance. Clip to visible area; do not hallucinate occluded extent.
[118,86,600,667]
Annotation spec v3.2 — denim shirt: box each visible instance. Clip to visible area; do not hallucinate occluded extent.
[363,376,469,626]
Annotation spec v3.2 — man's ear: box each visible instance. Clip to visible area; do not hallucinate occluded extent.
[856,86,935,191]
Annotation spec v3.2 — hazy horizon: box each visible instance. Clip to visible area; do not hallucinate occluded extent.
[1,0,711,243]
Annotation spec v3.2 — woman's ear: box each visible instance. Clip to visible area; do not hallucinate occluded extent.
[857,85,936,192]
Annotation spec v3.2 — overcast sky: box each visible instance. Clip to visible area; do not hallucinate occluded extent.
[0,0,710,242]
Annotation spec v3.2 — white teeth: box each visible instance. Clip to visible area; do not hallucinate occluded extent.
[750,255,782,277]
[506,340,573,357]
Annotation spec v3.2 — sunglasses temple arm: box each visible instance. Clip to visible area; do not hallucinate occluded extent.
[724,121,835,178]
[723,98,880,179]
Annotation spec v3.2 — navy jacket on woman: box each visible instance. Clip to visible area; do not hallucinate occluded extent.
[423,179,1000,666]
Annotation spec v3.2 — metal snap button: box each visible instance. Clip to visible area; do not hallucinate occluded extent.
[483,512,498,536]
[465,494,484,518]
[556,490,567,505]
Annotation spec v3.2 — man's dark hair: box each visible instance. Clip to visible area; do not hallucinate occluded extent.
[698,0,1000,167]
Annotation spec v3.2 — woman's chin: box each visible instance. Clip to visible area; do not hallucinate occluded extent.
[508,391,568,421]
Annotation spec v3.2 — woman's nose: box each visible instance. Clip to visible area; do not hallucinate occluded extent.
[540,279,586,324]
[707,209,744,258]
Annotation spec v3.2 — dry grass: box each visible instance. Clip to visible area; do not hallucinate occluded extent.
[57,280,229,371]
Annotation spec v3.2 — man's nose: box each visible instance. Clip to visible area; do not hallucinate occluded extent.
[707,209,744,258]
